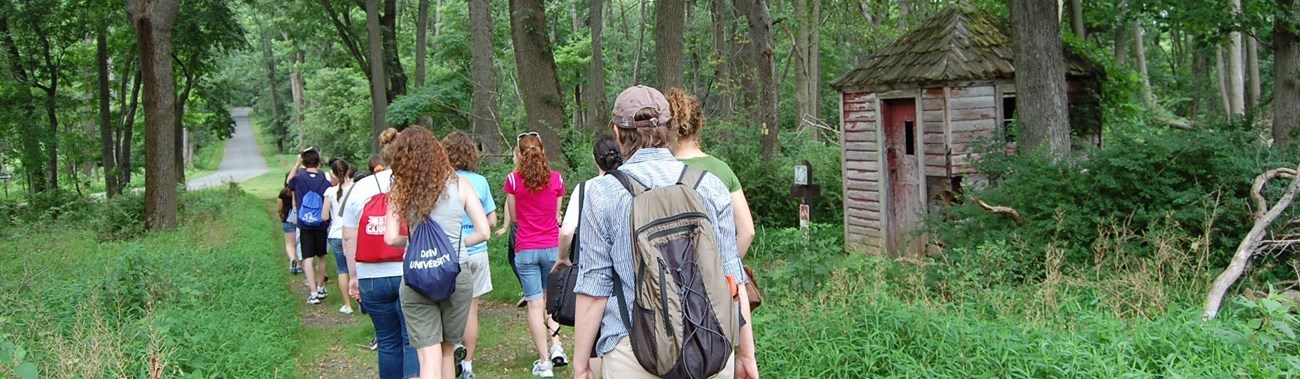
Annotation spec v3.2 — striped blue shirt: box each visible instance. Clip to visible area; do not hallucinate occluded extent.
[573,148,745,357]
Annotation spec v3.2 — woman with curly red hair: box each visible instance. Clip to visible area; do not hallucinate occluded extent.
[503,132,567,377]
[383,126,492,379]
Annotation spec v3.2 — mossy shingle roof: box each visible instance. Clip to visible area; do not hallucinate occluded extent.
[831,6,1100,90]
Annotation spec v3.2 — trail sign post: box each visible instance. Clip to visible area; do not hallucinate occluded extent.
[789,160,821,240]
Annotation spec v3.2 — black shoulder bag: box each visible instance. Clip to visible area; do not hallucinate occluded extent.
[547,182,585,326]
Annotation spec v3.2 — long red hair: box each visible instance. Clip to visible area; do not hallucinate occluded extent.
[515,134,551,192]
[387,126,455,225]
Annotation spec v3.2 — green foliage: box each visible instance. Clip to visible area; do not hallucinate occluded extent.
[936,123,1289,284]
[703,121,844,228]
[0,190,298,377]
[300,68,373,163]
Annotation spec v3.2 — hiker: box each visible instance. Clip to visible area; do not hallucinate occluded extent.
[342,129,418,378]
[326,159,357,314]
[495,150,527,308]
[288,148,334,305]
[666,88,756,258]
[442,131,497,379]
[572,85,759,379]
[504,132,569,377]
[553,134,624,377]
[277,172,301,275]
[383,126,491,379]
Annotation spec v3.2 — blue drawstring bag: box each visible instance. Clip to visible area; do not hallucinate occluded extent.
[403,217,461,302]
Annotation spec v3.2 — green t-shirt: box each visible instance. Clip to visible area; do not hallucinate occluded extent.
[680,155,742,193]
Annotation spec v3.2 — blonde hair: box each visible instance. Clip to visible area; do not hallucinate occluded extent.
[666,88,704,139]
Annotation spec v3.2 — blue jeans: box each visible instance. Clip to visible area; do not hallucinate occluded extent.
[514,247,558,301]
[360,276,420,379]
[328,238,348,274]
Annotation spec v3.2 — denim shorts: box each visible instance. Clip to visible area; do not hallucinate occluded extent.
[280,222,296,233]
[513,247,558,301]
[328,238,348,274]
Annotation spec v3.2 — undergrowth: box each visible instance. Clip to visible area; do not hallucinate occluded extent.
[0,189,297,378]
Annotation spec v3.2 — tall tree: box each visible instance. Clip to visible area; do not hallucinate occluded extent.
[0,15,46,193]
[1227,0,1246,119]
[1011,0,1070,159]
[1134,20,1153,107]
[380,0,406,100]
[97,29,116,198]
[127,0,181,230]
[654,0,685,89]
[744,0,779,160]
[585,0,608,131]
[253,12,286,152]
[509,0,567,163]
[1068,0,1085,39]
[793,0,821,135]
[365,0,388,151]
[1247,36,1261,109]
[415,0,430,87]
[468,0,500,155]
[710,0,735,116]
[1275,0,1299,150]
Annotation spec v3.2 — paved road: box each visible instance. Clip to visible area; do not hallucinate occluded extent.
[185,107,269,190]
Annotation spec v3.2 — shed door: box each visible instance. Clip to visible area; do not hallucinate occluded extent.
[882,98,924,256]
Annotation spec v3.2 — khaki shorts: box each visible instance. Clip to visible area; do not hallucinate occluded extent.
[602,337,736,379]
[399,263,474,348]
[464,253,493,298]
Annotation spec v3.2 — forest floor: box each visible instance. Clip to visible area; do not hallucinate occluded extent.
[238,113,562,379]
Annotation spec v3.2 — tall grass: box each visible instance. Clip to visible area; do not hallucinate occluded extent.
[0,189,298,378]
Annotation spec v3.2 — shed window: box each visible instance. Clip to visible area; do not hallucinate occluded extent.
[904,120,916,155]
[1002,95,1017,143]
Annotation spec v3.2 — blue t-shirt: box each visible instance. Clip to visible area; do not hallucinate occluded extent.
[289,169,332,229]
[458,170,497,255]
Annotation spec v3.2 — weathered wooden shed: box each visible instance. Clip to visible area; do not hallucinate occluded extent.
[830,6,1103,255]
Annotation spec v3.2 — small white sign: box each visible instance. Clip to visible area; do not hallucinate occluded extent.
[799,204,810,229]
[794,165,809,186]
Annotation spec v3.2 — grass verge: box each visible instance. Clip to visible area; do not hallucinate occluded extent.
[0,189,298,378]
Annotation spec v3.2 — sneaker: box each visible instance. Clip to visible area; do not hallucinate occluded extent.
[462,367,476,379]
[517,296,528,308]
[307,293,321,305]
[549,344,568,367]
[369,338,378,351]
[289,260,300,274]
[531,359,554,378]
[454,344,467,377]
[339,305,353,314]
[317,287,328,299]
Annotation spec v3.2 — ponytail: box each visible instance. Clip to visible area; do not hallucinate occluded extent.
[330,159,352,198]
[516,134,552,192]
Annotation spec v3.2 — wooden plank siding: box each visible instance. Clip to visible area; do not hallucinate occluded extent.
[946,84,999,175]
[922,88,947,177]
[841,91,885,253]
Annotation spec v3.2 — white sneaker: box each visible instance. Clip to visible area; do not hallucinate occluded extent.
[307,293,321,305]
[339,305,353,314]
[317,287,328,299]
[531,359,554,378]
[549,344,568,367]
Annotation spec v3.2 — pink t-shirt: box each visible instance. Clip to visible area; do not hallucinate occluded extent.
[504,171,565,250]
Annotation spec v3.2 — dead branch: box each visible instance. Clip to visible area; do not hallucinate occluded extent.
[1205,164,1300,319]
[972,197,1024,225]
[1252,167,1297,220]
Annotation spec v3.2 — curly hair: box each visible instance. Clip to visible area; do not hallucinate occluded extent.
[386,126,455,226]
[442,131,480,172]
[666,87,704,139]
[515,134,551,192]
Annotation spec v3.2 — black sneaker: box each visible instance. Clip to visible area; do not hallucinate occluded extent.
[289,260,300,275]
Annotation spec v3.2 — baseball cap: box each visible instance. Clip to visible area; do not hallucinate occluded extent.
[611,85,671,129]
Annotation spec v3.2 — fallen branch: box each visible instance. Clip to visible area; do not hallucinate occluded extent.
[971,197,1024,225]
[1252,168,1297,220]
[1204,164,1300,319]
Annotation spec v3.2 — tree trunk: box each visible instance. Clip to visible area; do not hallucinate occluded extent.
[318,0,370,78]
[119,68,142,194]
[127,0,181,230]
[1247,36,1261,110]
[711,0,735,117]
[810,0,821,124]
[173,68,193,185]
[0,17,47,193]
[1275,0,1299,150]
[509,0,568,163]
[255,13,285,152]
[434,0,443,37]
[291,48,306,141]
[632,0,647,84]
[468,0,501,156]
[97,30,117,198]
[732,0,757,110]
[654,0,685,89]
[1069,0,1085,39]
[31,22,60,190]
[1011,0,1070,159]
[1134,21,1153,108]
[366,0,389,151]
[793,0,812,134]
[585,0,608,132]
[381,0,407,101]
[1218,47,1232,118]
[1114,20,1128,64]
[1227,0,1245,118]
[415,0,429,87]
[745,0,779,160]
